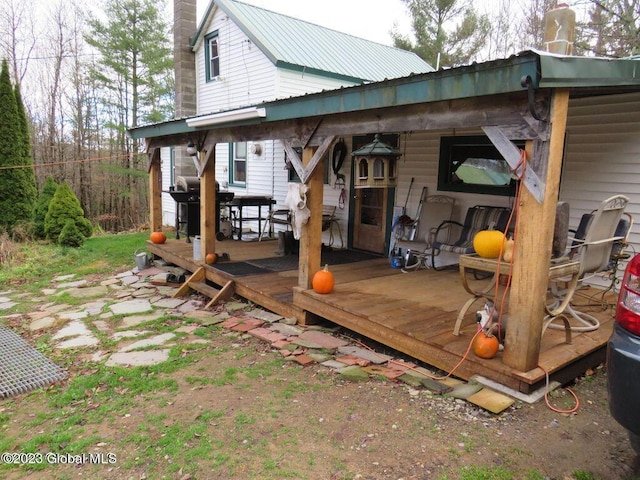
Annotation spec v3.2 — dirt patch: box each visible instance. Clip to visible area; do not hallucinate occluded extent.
[2,329,639,480]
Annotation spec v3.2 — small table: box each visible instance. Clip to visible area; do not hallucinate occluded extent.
[226,195,276,240]
[454,254,581,336]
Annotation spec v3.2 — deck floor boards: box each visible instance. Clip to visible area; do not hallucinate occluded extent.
[147,238,614,393]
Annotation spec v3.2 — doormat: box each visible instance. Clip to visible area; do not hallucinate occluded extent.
[212,262,272,277]
[247,249,382,273]
[0,323,67,399]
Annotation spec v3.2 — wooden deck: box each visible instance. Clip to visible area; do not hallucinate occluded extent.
[147,237,614,394]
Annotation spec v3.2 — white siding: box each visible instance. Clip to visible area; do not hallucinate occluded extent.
[561,92,640,258]
[395,128,513,225]
[276,69,358,99]
[195,12,278,113]
[160,148,176,227]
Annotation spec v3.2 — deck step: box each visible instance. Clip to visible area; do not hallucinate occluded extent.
[172,267,235,308]
[189,281,220,298]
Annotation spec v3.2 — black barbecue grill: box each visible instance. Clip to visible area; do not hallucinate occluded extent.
[166,176,234,241]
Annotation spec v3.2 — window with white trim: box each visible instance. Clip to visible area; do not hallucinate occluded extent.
[205,31,220,81]
[230,142,247,185]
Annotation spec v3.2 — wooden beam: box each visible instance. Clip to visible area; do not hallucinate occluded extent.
[483,126,545,203]
[282,141,305,180]
[146,92,549,149]
[503,89,570,372]
[199,142,217,263]
[148,148,163,233]
[298,146,323,289]
[302,135,335,183]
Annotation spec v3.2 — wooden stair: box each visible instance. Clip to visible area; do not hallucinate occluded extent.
[172,267,235,308]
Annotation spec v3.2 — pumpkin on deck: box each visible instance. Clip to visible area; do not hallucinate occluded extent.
[205,253,217,265]
[150,231,167,244]
[473,332,500,359]
[312,264,335,294]
[473,230,506,259]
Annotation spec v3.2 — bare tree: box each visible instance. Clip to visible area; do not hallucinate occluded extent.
[0,0,37,84]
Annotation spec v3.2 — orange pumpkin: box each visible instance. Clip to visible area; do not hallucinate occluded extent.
[312,264,334,294]
[205,253,218,265]
[473,230,506,259]
[473,332,500,359]
[150,231,167,244]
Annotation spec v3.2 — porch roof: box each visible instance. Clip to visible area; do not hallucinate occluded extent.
[128,50,640,142]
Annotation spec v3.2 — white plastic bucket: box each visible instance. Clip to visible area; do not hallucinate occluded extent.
[193,236,201,260]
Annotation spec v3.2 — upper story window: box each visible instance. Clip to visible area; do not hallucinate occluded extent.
[205,31,220,82]
[230,142,247,186]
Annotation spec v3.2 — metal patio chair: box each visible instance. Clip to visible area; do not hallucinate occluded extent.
[429,204,511,271]
[395,195,456,271]
[544,194,631,333]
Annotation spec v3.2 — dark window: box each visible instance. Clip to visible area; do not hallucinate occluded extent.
[437,136,523,196]
[205,32,220,81]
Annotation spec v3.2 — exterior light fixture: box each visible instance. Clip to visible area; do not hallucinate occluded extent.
[186,142,198,157]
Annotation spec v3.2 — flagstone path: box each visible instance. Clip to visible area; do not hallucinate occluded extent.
[0,263,518,412]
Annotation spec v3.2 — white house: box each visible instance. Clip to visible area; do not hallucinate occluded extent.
[163,0,433,243]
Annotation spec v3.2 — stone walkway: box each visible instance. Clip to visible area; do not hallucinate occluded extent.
[0,263,522,413]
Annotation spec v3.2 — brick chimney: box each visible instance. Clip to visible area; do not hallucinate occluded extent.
[174,0,197,118]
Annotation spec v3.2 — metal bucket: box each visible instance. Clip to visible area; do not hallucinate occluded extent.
[135,250,151,270]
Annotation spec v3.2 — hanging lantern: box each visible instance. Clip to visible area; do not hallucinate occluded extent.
[351,134,402,188]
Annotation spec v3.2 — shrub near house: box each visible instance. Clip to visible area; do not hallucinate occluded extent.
[44,182,93,246]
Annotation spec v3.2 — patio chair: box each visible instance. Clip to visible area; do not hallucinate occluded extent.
[322,205,343,248]
[429,205,511,271]
[545,194,631,333]
[395,195,456,271]
[259,207,291,241]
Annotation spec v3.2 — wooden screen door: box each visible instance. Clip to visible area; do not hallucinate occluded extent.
[353,187,388,253]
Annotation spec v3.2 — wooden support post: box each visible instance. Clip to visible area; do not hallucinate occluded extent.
[503,89,570,372]
[298,146,323,289]
[199,144,217,263]
[148,148,163,233]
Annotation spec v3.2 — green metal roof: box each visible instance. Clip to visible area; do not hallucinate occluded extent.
[192,0,433,83]
[129,51,640,141]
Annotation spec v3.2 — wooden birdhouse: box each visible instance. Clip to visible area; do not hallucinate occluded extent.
[351,134,401,188]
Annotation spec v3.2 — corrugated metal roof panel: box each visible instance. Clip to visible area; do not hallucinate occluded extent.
[213,0,433,82]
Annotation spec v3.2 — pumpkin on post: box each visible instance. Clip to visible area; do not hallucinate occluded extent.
[312,264,334,294]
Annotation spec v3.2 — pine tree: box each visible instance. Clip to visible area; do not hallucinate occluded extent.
[32,176,59,239]
[0,58,31,232]
[13,83,37,228]
[44,182,93,243]
[392,0,491,68]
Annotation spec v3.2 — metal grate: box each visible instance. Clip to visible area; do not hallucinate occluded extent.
[0,323,67,399]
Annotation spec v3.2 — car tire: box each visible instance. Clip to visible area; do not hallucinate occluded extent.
[629,431,640,455]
